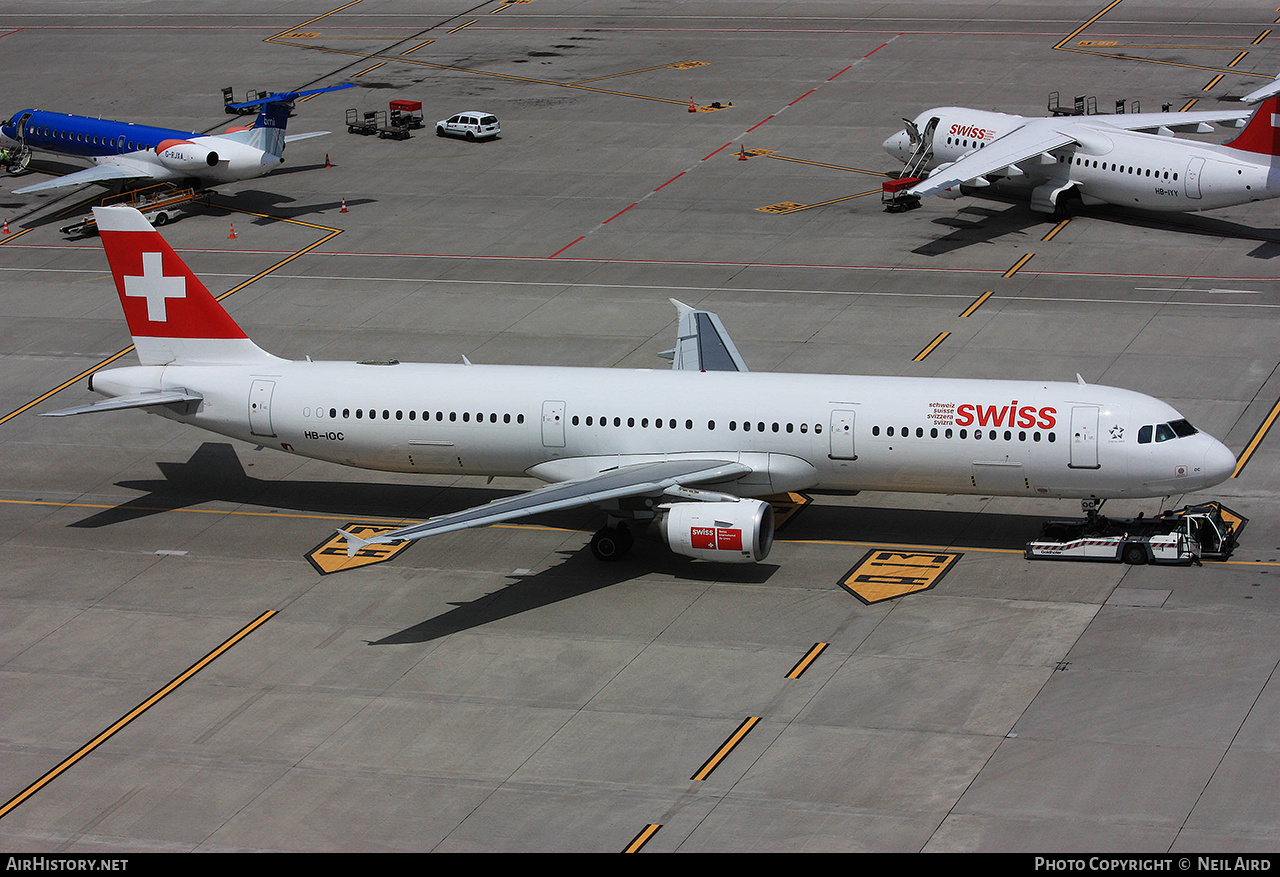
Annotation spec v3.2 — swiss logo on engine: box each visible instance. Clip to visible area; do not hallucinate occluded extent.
[691,526,742,551]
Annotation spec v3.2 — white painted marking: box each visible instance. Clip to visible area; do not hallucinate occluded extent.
[123,251,186,321]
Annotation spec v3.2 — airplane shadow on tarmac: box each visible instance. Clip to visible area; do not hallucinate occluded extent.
[912,195,1280,258]
[369,546,779,645]
[204,189,378,224]
[70,442,1053,642]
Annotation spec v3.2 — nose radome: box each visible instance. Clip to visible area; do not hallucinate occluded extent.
[882,130,909,159]
[1203,439,1237,486]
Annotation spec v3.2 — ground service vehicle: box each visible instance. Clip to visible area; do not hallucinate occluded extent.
[435,111,500,141]
[1025,503,1241,565]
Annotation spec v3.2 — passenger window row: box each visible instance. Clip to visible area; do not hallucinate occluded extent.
[1064,155,1178,181]
[872,424,1057,443]
[29,126,143,151]
[570,415,824,434]
[311,407,526,425]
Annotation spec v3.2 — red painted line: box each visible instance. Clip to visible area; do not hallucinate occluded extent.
[548,236,585,258]
[789,89,815,105]
[864,42,889,57]
[746,115,774,132]
[603,203,637,224]
[828,65,853,81]
[703,142,732,161]
[653,171,685,191]
[12,240,1280,281]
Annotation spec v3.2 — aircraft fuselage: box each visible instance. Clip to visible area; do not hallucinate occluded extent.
[885,106,1280,212]
[92,360,1236,501]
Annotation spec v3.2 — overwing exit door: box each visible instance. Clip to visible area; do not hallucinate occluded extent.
[542,400,565,448]
[829,410,856,460]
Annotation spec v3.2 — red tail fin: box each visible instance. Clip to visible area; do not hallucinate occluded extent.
[1224,96,1280,157]
[93,206,281,366]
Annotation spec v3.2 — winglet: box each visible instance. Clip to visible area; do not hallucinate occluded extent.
[666,299,749,372]
[337,528,376,558]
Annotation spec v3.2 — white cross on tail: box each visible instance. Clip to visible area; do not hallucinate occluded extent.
[123,251,186,322]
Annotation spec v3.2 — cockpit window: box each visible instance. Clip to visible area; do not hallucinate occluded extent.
[1141,420,1199,443]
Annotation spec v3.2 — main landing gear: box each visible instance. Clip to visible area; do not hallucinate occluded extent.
[590,523,634,561]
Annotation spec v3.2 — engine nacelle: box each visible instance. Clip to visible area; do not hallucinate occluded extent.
[660,499,774,563]
[156,139,219,171]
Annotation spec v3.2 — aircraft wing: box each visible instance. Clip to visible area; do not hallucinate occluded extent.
[1096,108,1251,134]
[909,119,1078,197]
[337,458,751,556]
[13,163,149,194]
[661,299,750,372]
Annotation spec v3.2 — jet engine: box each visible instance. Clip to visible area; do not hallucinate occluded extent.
[659,499,774,563]
[155,140,219,170]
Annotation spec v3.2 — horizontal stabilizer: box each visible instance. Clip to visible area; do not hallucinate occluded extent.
[282,131,330,143]
[40,389,202,417]
[1241,74,1280,104]
[225,83,354,110]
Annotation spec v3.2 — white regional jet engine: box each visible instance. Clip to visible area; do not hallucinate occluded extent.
[155,139,219,170]
[658,499,775,563]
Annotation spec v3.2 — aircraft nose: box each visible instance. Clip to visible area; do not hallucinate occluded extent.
[882,130,910,161]
[1202,438,1237,486]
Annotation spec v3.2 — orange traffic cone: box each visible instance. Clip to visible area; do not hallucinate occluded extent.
[228,223,236,240]
[325,153,332,168]
[688,97,696,113]
[2,219,8,235]
[738,145,748,160]
[340,198,348,213]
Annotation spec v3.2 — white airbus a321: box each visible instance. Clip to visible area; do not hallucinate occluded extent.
[44,206,1237,564]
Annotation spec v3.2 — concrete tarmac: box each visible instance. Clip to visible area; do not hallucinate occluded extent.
[0,1,1276,853]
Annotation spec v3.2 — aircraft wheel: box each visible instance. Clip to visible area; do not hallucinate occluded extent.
[1051,189,1082,222]
[590,525,633,562]
[1122,544,1147,565]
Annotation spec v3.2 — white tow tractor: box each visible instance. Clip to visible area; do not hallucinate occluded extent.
[1025,502,1243,566]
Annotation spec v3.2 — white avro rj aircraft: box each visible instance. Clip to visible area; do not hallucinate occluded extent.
[883,76,1280,217]
[44,206,1237,564]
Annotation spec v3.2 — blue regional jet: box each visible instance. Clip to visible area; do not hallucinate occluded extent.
[1,84,353,195]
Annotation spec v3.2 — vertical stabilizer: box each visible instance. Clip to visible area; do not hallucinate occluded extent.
[93,205,285,366]
[247,99,293,157]
[1224,96,1280,157]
